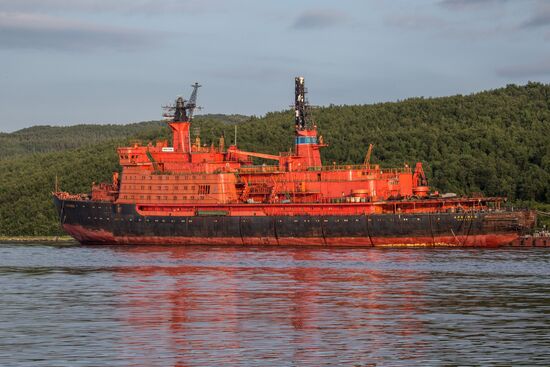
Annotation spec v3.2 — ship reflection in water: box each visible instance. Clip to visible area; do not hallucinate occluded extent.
[115,247,429,366]
[1,245,549,366]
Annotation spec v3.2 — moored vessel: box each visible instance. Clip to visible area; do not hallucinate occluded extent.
[53,77,536,246]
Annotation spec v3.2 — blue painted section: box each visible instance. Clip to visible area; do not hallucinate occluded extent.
[295,137,317,145]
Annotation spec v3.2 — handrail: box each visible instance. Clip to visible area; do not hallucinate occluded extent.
[315,164,411,173]
[238,164,412,174]
[239,165,280,173]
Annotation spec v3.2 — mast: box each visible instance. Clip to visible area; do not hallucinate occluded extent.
[293,76,323,168]
[162,83,202,154]
[294,76,308,130]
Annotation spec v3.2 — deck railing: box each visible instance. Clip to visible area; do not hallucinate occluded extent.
[238,164,412,174]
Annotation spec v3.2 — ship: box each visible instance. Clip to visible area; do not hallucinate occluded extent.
[53,77,536,246]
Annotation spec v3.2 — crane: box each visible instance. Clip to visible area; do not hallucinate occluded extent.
[185,82,201,121]
[413,162,428,187]
[161,82,202,122]
[363,144,374,170]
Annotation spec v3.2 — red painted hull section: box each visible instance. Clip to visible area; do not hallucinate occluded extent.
[63,224,528,247]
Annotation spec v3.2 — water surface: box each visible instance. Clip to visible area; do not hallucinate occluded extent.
[0,244,549,366]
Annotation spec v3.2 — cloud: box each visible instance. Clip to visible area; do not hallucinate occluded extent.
[439,0,509,9]
[292,9,350,30]
[520,3,550,28]
[0,0,220,14]
[384,12,508,41]
[441,0,550,30]
[0,12,158,51]
[496,59,550,77]
[385,14,448,31]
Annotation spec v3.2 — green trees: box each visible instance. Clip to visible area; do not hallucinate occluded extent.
[0,82,548,235]
[0,121,165,158]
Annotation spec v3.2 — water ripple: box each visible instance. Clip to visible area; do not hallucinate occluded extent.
[0,244,549,366]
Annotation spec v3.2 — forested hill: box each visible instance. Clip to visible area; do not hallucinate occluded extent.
[0,114,248,159]
[0,82,549,235]
[0,122,164,158]
[236,82,550,202]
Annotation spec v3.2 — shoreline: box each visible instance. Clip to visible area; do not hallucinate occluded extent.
[1,237,548,247]
[0,236,77,244]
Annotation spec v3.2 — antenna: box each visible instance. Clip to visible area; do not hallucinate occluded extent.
[294,76,308,130]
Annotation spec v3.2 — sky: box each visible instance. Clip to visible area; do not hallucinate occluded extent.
[0,0,549,132]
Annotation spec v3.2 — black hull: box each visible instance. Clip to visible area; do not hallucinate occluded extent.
[53,197,532,246]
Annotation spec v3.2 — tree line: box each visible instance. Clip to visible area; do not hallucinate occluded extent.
[0,82,548,235]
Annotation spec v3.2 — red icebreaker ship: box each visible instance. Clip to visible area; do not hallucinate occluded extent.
[54,77,536,246]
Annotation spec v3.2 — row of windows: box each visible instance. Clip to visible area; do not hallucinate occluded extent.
[113,218,194,223]
[89,215,479,223]
[124,185,198,191]
[124,175,210,181]
[122,185,213,195]
[121,195,205,200]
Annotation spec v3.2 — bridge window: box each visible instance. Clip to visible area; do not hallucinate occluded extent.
[295,137,317,145]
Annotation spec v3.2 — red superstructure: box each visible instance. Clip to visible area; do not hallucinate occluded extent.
[104,78,443,209]
[54,77,536,246]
